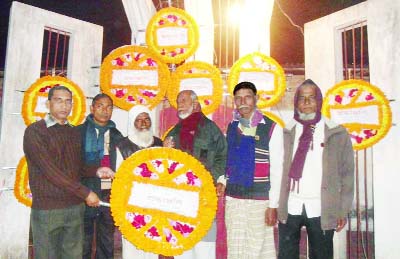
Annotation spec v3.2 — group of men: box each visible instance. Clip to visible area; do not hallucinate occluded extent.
[24,79,354,259]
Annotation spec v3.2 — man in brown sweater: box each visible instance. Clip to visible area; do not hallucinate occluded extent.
[23,85,114,259]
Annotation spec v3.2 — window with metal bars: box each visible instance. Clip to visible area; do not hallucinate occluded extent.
[40,27,71,77]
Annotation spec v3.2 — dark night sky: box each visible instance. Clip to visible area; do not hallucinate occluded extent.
[0,0,365,69]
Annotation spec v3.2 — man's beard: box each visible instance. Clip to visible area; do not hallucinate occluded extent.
[178,106,194,120]
[128,127,154,148]
[298,111,316,121]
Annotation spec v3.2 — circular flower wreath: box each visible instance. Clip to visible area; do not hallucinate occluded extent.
[322,79,392,150]
[100,45,170,111]
[228,52,286,109]
[168,61,223,115]
[14,157,31,207]
[111,147,217,256]
[22,75,86,126]
[146,7,199,64]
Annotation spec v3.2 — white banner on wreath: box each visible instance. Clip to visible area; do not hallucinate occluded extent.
[180,78,213,96]
[34,96,48,113]
[156,27,188,46]
[330,105,379,125]
[128,182,199,218]
[112,70,158,86]
[238,71,275,91]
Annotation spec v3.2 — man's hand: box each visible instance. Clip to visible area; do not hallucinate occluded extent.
[216,183,226,197]
[85,191,100,207]
[336,217,347,232]
[163,136,175,148]
[265,208,277,226]
[96,167,115,179]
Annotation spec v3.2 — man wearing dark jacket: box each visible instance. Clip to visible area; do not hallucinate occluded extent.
[24,86,113,259]
[77,93,123,259]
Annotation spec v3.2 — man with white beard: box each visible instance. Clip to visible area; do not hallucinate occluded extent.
[115,105,165,259]
[164,90,227,259]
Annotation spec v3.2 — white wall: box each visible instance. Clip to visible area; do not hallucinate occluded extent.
[304,2,367,93]
[305,0,400,257]
[0,2,103,258]
[367,0,400,257]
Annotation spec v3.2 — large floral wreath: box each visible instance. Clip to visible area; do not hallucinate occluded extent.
[168,61,223,115]
[322,79,391,150]
[228,52,286,109]
[100,45,170,111]
[146,7,199,64]
[110,147,217,256]
[21,75,86,126]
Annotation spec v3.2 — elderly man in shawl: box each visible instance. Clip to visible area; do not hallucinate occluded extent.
[115,105,169,259]
[163,89,227,259]
[217,81,283,259]
[277,79,354,259]
[77,93,123,259]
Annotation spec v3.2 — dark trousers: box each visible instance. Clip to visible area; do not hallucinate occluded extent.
[83,190,115,259]
[278,207,334,259]
[31,203,85,259]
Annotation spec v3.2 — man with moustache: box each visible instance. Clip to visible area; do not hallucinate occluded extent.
[115,105,164,259]
[277,79,354,259]
[77,93,123,259]
[24,86,113,258]
[164,89,227,259]
[218,81,283,259]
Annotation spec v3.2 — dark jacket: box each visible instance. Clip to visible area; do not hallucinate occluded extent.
[165,112,227,183]
[77,120,123,207]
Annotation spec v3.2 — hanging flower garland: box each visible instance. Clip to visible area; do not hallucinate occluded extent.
[100,45,170,111]
[21,76,86,126]
[111,147,217,256]
[228,52,286,109]
[14,157,32,207]
[168,61,223,115]
[146,7,199,64]
[322,79,392,150]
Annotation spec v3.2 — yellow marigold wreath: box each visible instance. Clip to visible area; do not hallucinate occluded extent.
[14,157,31,207]
[146,7,199,64]
[21,76,86,126]
[322,79,392,150]
[168,61,223,115]
[228,52,286,109]
[110,147,217,256]
[100,45,170,111]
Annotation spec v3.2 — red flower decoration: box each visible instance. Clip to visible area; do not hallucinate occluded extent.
[186,171,198,185]
[364,129,377,139]
[168,162,179,174]
[137,163,153,177]
[114,57,125,66]
[365,93,374,101]
[349,89,358,97]
[173,221,194,236]
[335,95,343,104]
[147,226,160,237]
[132,214,147,229]
[115,90,125,98]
